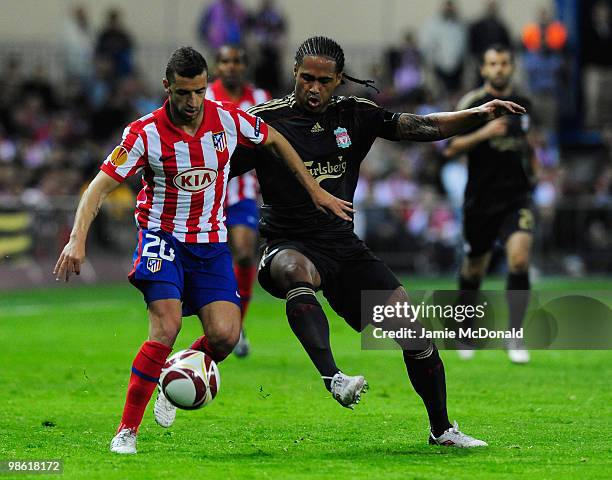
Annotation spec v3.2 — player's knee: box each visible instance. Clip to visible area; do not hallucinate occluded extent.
[233,249,255,267]
[462,264,485,281]
[149,321,181,347]
[508,248,529,273]
[148,304,182,346]
[508,253,530,273]
[278,262,313,287]
[229,228,257,265]
[205,323,240,356]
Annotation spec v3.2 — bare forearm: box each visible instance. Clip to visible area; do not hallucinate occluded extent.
[54,172,119,281]
[444,129,488,157]
[266,127,319,194]
[395,113,442,141]
[70,173,118,241]
[261,127,354,221]
[396,109,487,141]
[431,109,490,138]
[70,190,104,241]
[395,99,525,143]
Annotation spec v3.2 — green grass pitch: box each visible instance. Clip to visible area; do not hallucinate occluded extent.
[1,277,611,479]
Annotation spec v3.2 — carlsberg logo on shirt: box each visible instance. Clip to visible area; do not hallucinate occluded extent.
[304,156,347,183]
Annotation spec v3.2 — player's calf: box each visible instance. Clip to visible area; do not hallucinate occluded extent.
[285,283,340,387]
[206,332,240,360]
[190,334,236,363]
[403,344,453,437]
[114,340,172,446]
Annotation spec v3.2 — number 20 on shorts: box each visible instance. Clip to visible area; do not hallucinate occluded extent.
[142,233,176,261]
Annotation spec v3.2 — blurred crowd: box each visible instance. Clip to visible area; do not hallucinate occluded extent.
[0,0,611,275]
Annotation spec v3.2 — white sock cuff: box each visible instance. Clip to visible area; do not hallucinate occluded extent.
[406,343,435,360]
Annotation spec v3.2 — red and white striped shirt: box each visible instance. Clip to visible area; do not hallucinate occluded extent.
[100,98,268,243]
[206,79,271,206]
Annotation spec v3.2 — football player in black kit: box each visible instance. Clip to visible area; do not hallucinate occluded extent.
[231,36,525,447]
[444,44,537,364]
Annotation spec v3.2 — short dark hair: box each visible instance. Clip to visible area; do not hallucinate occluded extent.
[481,43,514,64]
[216,44,247,64]
[295,36,345,72]
[165,46,208,83]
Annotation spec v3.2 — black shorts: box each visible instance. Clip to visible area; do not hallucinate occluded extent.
[463,200,535,258]
[258,235,401,331]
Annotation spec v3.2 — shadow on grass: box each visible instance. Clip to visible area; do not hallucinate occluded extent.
[137,439,482,461]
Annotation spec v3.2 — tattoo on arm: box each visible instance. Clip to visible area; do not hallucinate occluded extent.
[395,113,442,141]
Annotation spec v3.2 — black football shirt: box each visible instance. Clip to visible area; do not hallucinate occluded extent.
[230,93,398,240]
[456,88,534,213]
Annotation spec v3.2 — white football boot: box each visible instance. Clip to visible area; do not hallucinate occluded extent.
[154,388,176,428]
[429,421,488,448]
[110,428,137,454]
[233,329,251,358]
[329,372,368,409]
[457,349,475,360]
[506,338,530,364]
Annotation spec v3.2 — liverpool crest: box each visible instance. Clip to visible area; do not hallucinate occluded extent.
[334,127,351,149]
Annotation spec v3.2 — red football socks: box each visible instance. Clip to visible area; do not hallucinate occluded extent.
[117,340,171,433]
[234,264,257,320]
[190,335,229,363]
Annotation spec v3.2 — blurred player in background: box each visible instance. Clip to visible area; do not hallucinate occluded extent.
[230,36,525,447]
[444,44,536,364]
[206,45,271,357]
[53,46,353,455]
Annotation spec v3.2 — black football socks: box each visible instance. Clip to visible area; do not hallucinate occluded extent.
[506,271,530,331]
[286,283,339,390]
[457,274,482,346]
[458,274,482,314]
[403,344,452,437]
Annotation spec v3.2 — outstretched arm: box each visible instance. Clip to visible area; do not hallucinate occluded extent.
[394,99,525,142]
[263,126,354,221]
[54,171,120,282]
[443,118,508,158]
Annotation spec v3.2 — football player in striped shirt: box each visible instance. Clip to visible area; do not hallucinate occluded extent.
[53,46,353,454]
[206,45,272,358]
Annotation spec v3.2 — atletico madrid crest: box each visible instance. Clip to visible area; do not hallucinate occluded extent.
[212,131,227,152]
[147,258,162,273]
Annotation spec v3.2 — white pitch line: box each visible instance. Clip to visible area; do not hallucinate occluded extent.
[0,300,139,317]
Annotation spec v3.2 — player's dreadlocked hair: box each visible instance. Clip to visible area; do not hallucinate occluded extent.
[165,46,208,83]
[294,36,379,93]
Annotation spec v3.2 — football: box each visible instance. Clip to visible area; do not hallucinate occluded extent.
[159,349,220,410]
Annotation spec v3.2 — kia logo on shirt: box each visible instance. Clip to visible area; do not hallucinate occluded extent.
[173,167,218,192]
